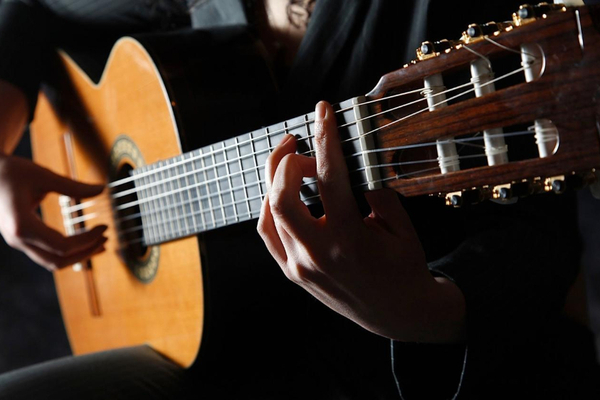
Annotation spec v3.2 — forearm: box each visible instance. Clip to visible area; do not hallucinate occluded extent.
[0,80,29,154]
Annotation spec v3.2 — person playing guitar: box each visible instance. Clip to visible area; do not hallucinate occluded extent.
[0,0,598,398]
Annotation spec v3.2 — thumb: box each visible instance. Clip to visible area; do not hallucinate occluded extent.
[41,169,104,199]
[364,189,413,237]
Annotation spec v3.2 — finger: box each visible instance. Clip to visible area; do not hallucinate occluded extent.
[39,169,104,199]
[257,195,287,265]
[21,217,108,257]
[364,189,414,237]
[313,101,361,226]
[266,134,296,190]
[270,153,317,241]
[23,238,107,272]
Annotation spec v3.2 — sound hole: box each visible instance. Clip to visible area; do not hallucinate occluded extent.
[114,162,148,260]
[109,136,159,283]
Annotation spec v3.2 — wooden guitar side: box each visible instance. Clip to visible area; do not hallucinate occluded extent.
[30,38,204,368]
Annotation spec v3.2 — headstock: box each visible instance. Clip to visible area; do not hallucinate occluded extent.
[365,3,600,206]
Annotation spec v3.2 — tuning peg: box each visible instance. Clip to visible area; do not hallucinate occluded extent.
[445,191,463,207]
[544,175,566,193]
[492,184,512,200]
[462,21,515,43]
[513,3,567,26]
[417,39,462,60]
[445,188,485,207]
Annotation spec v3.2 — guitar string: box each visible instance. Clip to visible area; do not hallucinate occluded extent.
[85,123,551,245]
[66,70,532,222]
[81,50,538,210]
[67,85,447,212]
[113,161,475,247]
[65,40,542,243]
[69,128,540,239]
[68,36,538,213]
[105,86,428,190]
[104,36,538,192]
[65,62,534,216]
[112,153,493,243]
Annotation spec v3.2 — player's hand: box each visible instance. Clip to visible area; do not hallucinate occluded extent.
[258,101,465,342]
[0,155,107,271]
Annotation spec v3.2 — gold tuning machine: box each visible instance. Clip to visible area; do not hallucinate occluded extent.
[444,188,488,207]
[417,39,463,61]
[513,3,567,26]
[544,175,566,193]
[461,21,515,43]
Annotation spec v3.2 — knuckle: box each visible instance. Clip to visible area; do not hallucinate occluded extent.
[256,217,267,237]
[269,194,293,219]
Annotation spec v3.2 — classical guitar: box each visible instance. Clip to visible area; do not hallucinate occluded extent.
[30,4,600,368]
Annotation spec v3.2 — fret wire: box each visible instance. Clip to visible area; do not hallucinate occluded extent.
[161,160,173,239]
[200,148,217,229]
[235,136,251,220]
[251,130,263,203]
[135,171,151,244]
[182,152,199,233]
[211,145,226,227]
[223,141,239,223]
[264,126,273,200]
[304,114,313,154]
[145,170,160,243]
[192,151,207,232]
[171,158,187,237]
[157,163,172,240]
[166,160,180,239]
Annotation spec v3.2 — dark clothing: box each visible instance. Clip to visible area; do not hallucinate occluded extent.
[0,0,598,398]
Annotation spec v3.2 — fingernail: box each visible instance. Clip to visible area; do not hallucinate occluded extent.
[315,101,327,121]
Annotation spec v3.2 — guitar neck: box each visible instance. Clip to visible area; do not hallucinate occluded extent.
[130,97,377,246]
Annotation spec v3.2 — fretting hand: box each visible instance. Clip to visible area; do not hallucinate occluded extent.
[0,155,107,271]
[258,101,466,343]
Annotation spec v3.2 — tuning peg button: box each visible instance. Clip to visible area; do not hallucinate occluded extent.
[551,179,566,193]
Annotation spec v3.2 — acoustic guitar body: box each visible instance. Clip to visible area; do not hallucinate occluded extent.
[29,29,278,369]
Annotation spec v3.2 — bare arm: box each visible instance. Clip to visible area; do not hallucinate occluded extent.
[258,101,466,343]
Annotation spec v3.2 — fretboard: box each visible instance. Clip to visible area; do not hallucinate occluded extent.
[131,97,379,246]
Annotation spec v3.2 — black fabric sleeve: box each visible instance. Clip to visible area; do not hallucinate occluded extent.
[0,0,52,117]
[0,0,191,121]
[393,191,583,399]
